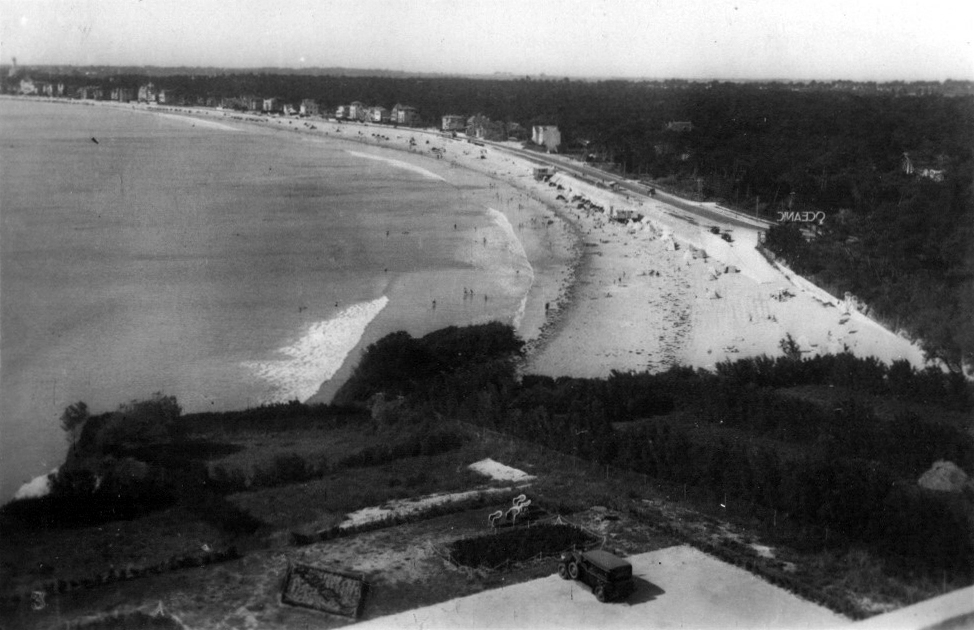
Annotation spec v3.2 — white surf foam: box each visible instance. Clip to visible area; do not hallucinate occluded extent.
[346,149,446,181]
[148,111,241,131]
[14,469,56,500]
[512,292,531,331]
[487,207,535,330]
[243,296,389,404]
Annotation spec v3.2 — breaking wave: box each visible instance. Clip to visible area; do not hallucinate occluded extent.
[243,296,389,404]
[346,150,446,181]
[148,111,241,131]
[487,208,535,330]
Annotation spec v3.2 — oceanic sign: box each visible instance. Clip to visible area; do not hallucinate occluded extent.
[777,210,826,225]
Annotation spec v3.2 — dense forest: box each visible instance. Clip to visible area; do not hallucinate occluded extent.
[12,70,973,370]
[332,324,974,577]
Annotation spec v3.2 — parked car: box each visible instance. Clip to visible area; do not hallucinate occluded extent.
[558,549,635,602]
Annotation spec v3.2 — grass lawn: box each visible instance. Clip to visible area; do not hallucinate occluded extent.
[227,448,508,533]
[203,426,376,481]
[0,506,231,594]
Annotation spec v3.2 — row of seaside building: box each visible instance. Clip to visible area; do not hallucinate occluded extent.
[14,78,563,150]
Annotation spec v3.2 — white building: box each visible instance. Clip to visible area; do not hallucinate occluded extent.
[370,106,391,123]
[532,125,561,152]
[349,101,365,120]
[138,82,157,103]
[18,78,37,95]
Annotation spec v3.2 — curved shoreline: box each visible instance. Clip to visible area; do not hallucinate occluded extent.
[5,95,930,387]
[118,99,585,393]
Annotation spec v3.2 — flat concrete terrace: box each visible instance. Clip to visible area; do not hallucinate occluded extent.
[357,545,850,630]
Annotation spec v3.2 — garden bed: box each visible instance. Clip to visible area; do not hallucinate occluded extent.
[448,522,598,571]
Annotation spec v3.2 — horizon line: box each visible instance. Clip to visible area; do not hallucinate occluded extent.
[4,63,972,85]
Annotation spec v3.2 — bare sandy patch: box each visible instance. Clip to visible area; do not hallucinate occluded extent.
[468,458,536,483]
[339,487,516,529]
[356,545,850,629]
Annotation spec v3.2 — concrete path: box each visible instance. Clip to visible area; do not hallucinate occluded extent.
[357,545,850,629]
[853,585,974,630]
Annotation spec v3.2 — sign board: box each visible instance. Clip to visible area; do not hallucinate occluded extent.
[280,562,368,618]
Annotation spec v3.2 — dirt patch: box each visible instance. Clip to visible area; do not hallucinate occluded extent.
[339,487,517,529]
[0,497,676,629]
[468,458,536,482]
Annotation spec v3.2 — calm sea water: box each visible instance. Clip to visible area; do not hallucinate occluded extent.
[0,100,539,499]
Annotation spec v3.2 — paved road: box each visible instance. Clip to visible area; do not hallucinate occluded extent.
[479,140,773,232]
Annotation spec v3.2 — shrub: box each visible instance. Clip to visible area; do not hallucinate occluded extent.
[333,323,524,405]
[182,492,262,535]
[449,524,597,569]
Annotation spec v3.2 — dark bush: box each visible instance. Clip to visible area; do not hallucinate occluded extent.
[338,428,468,469]
[449,524,597,569]
[181,402,367,434]
[182,492,263,535]
[333,323,524,405]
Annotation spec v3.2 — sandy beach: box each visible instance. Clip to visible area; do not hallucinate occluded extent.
[147,101,932,379]
[518,173,930,377]
[42,98,933,383]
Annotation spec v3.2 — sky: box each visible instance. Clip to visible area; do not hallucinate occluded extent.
[1,0,972,81]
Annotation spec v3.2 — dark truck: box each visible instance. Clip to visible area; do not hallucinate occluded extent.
[558,549,635,602]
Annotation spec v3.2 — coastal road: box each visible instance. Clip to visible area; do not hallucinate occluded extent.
[476,139,774,232]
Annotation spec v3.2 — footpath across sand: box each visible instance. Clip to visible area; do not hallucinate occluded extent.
[356,545,850,629]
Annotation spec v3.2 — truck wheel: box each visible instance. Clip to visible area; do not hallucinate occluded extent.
[568,562,579,580]
[558,564,570,580]
[594,585,607,602]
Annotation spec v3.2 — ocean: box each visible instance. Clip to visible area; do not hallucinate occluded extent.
[0,99,565,500]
